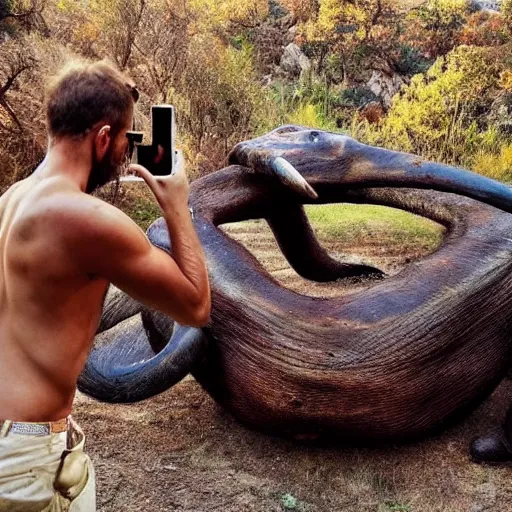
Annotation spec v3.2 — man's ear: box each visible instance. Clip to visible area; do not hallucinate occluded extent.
[94,125,111,160]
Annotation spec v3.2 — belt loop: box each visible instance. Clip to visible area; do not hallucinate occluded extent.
[0,420,12,438]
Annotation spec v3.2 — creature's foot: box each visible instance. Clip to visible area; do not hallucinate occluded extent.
[470,433,512,465]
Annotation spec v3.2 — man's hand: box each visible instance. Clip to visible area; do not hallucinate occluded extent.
[128,150,189,215]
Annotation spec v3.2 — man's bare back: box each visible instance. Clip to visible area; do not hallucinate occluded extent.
[0,175,112,421]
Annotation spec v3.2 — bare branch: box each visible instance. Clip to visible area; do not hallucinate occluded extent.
[0,65,31,101]
[0,98,23,131]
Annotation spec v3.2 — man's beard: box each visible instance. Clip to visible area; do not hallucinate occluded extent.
[86,146,130,194]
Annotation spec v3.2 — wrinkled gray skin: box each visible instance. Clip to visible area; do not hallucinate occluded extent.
[79,126,512,455]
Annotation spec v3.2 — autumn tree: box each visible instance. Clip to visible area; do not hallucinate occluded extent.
[46,0,146,67]
[300,0,405,82]
[404,0,470,59]
[0,1,56,189]
[187,0,268,33]
[130,0,190,103]
[168,35,266,175]
[102,0,146,70]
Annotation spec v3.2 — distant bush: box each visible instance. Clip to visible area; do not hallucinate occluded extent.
[459,11,510,47]
[404,0,470,58]
[286,102,338,130]
[254,73,344,134]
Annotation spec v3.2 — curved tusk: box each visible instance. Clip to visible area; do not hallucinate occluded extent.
[268,157,318,199]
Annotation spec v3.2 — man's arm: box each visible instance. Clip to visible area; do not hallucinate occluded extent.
[90,207,210,327]
[62,158,210,327]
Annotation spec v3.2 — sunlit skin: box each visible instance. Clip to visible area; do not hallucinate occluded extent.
[0,107,210,422]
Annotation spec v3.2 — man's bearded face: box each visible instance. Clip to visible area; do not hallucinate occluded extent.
[86,137,130,194]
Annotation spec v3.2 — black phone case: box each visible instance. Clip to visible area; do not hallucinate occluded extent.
[134,105,176,176]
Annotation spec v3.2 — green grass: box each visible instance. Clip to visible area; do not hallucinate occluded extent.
[305,204,444,252]
[114,185,162,232]
[380,503,412,512]
[128,197,161,231]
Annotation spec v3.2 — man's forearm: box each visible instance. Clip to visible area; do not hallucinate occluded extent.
[163,203,210,307]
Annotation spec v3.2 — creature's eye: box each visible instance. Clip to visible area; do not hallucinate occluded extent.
[310,131,320,143]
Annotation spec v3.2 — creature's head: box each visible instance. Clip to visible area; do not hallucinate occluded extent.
[229,125,512,213]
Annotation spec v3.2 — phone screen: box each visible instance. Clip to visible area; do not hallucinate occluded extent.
[121,105,176,182]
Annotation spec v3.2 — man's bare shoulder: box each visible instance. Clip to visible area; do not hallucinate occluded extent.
[9,178,156,276]
[39,187,144,241]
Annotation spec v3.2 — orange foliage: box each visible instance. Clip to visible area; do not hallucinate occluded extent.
[459,11,510,47]
[357,102,384,124]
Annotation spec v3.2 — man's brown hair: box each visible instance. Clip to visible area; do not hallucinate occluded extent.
[45,59,138,139]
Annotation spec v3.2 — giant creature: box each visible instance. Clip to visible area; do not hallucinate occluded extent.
[78,126,512,459]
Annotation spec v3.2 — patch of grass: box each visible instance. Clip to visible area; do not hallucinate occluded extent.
[380,503,412,512]
[127,196,162,231]
[305,204,444,253]
[279,492,308,511]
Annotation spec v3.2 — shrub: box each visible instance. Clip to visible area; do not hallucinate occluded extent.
[404,0,470,58]
[286,102,338,131]
[353,45,505,166]
[394,44,432,76]
[459,11,510,47]
[472,143,512,182]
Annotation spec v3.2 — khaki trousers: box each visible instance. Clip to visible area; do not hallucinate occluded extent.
[0,417,95,511]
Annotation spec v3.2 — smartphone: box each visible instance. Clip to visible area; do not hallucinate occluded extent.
[122,104,177,181]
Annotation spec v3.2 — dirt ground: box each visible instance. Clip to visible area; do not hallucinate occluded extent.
[74,217,512,512]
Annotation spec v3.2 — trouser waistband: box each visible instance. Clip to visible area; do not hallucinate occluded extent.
[0,417,69,437]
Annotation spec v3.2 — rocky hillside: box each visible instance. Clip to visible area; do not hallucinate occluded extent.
[1,0,512,186]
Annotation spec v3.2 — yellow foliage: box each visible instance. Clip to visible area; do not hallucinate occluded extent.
[73,21,100,44]
[499,71,512,92]
[55,0,84,11]
[305,0,344,39]
[472,144,512,182]
[287,103,337,131]
[304,0,395,46]
[436,0,469,13]
[356,46,504,163]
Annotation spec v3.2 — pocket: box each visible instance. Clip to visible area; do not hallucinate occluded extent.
[66,460,95,512]
[53,450,90,502]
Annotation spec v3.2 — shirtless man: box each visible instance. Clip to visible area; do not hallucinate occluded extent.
[0,61,210,511]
